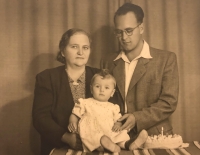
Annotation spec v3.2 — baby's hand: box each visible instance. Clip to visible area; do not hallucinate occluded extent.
[68,122,78,133]
[112,121,122,132]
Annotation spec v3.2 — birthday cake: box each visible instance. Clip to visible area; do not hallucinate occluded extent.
[144,134,183,149]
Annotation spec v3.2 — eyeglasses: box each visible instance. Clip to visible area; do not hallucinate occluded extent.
[114,23,141,37]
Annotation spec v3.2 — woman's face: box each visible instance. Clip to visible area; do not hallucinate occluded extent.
[62,33,91,68]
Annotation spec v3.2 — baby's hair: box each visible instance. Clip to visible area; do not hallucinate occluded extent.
[91,69,116,87]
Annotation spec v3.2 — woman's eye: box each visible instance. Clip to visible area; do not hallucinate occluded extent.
[71,45,77,48]
[83,46,89,50]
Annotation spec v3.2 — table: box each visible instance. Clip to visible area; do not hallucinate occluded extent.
[51,141,200,155]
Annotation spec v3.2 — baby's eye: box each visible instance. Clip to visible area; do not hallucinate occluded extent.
[105,87,109,89]
[95,85,100,88]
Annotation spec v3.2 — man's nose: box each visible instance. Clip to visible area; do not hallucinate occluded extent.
[121,31,128,40]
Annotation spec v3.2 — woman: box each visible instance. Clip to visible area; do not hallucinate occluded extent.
[32,28,99,155]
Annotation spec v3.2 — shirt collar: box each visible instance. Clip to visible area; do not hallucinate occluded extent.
[66,70,85,83]
[114,40,152,63]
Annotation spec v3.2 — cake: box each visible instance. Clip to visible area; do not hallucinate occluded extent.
[144,134,183,149]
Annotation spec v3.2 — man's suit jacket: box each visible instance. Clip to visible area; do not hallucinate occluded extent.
[32,65,99,155]
[101,47,179,136]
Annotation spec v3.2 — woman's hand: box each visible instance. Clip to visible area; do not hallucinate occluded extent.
[112,121,122,132]
[117,113,136,131]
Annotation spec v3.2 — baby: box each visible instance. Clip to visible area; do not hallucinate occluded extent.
[68,69,147,152]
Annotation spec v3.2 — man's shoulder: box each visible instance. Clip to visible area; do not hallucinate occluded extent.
[101,52,119,61]
[100,52,120,69]
[150,47,176,56]
[149,47,178,71]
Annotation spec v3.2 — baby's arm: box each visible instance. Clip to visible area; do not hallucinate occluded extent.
[112,121,122,132]
[112,104,123,132]
[68,98,85,133]
[68,113,79,133]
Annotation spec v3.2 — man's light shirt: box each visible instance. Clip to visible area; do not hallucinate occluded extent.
[114,40,152,113]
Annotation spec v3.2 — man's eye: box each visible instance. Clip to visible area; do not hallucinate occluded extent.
[115,30,122,34]
[126,29,133,33]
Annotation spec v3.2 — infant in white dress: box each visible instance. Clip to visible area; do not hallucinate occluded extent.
[72,97,130,152]
[68,69,147,152]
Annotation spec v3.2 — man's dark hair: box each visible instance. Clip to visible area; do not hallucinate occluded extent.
[114,3,144,24]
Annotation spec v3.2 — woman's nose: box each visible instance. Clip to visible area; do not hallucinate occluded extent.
[77,48,83,55]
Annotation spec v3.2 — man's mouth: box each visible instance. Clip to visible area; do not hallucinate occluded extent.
[123,41,131,44]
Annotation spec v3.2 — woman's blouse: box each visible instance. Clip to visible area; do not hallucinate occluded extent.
[66,70,86,103]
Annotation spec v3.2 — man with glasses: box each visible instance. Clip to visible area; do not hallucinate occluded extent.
[101,3,179,150]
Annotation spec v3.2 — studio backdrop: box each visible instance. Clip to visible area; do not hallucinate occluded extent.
[0,0,199,154]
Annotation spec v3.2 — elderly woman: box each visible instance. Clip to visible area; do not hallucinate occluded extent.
[32,28,99,155]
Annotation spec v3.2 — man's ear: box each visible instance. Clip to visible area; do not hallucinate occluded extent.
[110,89,115,97]
[139,23,144,34]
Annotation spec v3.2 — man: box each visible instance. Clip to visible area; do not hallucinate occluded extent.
[101,3,179,149]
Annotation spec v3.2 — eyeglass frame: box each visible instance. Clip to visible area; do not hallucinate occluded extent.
[114,23,141,37]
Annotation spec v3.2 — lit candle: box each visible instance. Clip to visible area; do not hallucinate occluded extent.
[161,127,163,137]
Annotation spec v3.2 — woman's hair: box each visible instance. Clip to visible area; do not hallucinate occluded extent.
[56,28,92,64]
[114,3,144,24]
[91,69,116,88]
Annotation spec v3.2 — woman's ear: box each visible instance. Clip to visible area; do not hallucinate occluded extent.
[61,52,65,57]
[110,89,115,97]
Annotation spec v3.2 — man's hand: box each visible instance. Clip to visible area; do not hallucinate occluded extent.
[117,113,136,131]
[112,121,122,132]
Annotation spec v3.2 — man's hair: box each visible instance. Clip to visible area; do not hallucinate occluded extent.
[56,28,92,64]
[91,69,116,87]
[114,3,144,24]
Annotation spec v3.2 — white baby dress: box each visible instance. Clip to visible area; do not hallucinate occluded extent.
[72,98,130,152]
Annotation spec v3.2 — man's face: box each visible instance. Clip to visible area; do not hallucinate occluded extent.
[114,12,144,54]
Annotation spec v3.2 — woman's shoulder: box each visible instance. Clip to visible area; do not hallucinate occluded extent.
[86,66,100,73]
[36,65,65,77]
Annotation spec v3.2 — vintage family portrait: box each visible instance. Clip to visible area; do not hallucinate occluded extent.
[0,0,200,155]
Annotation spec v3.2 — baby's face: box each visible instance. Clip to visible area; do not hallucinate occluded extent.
[91,75,115,102]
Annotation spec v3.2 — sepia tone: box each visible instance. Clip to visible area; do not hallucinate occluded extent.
[0,0,200,154]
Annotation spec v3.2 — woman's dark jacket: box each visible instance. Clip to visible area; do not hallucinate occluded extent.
[32,65,100,155]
